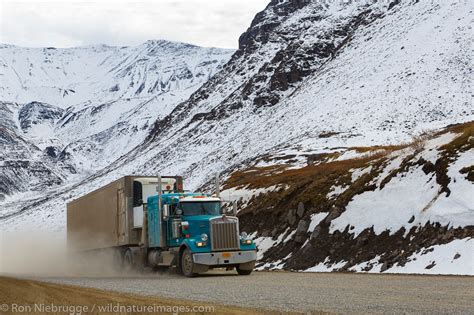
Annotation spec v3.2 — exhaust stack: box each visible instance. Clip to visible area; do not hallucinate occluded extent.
[157,175,162,201]
[215,173,220,198]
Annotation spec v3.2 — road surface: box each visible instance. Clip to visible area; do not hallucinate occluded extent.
[23,271,474,314]
[0,276,270,315]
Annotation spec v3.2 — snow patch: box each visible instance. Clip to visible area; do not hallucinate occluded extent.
[388,238,474,275]
[305,258,347,272]
[307,212,328,233]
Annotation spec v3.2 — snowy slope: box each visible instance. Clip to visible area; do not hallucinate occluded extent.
[80,0,473,188]
[223,122,473,275]
[0,41,233,199]
[1,40,232,107]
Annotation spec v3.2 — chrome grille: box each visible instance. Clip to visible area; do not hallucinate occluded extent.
[210,216,239,251]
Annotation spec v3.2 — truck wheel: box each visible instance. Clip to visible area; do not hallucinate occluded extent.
[180,249,196,277]
[236,266,253,275]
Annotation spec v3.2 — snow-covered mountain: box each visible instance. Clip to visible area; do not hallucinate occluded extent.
[1,0,472,274]
[1,40,232,106]
[92,0,472,186]
[0,41,233,200]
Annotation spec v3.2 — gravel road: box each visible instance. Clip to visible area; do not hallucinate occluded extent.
[32,271,474,314]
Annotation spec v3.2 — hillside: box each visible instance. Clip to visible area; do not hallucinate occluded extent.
[222,122,473,274]
[91,0,472,187]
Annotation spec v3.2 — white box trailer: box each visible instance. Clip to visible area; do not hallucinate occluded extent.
[67,175,182,251]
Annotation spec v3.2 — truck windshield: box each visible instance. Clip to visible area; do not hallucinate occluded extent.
[179,202,221,216]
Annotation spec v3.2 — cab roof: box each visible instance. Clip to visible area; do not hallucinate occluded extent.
[179,196,221,202]
[148,192,221,203]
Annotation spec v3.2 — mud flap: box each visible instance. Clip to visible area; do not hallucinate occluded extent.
[193,263,209,274]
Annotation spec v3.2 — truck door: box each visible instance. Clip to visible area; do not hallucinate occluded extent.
[117,188,127,244]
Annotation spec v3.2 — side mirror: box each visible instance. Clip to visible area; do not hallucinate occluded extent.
[163,204,170,220]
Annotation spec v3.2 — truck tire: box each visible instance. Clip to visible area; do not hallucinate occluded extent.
[236,266,253,275]
[180,248,197,277]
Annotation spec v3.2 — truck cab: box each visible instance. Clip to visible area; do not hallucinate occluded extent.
[145,193,256,276]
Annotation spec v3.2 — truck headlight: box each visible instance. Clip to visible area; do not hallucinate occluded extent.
[201,233,208,241]
[196,241,206,247]
[240,232,252,244]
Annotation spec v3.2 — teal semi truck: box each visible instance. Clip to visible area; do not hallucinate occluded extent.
[67,175,257,277]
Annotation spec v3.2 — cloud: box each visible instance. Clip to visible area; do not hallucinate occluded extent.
[0,0,270,48]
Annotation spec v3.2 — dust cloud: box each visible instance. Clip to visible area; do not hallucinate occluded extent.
[0,231,129,277]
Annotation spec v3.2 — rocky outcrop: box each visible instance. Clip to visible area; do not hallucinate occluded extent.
[229,122,474,273]
[0,102,67,201]
[18,102,64,132]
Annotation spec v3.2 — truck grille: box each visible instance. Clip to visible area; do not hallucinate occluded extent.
[210,216,239,251]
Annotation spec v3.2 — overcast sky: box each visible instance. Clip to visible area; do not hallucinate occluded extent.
[0,0,270,49]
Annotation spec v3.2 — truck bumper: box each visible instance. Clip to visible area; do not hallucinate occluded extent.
[192,250,257,266]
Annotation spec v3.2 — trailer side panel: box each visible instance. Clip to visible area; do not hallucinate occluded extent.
[67,176,183,252]
[67,178,127,251]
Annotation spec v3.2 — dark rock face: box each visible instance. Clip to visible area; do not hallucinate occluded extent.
[0,102,68,201]
[149,0,388,140]
[287,208,297,225]
[297,202,305,218]
[44,146,60,158]
[18,102,64,131]
[294,219,310,243]
[234,1,380,110]
[0,160,63,197]
[238,0,311,52]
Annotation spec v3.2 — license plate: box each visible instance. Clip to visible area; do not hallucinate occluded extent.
[222,252,231,258]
